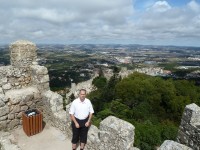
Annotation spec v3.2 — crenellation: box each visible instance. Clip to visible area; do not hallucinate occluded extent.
[9,40,37,68]
[177,103,200,149]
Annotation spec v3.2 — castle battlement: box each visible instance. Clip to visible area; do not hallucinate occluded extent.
[177,103,200,149]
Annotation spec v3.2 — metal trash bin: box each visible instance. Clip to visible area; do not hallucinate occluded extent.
[22,109,43,136]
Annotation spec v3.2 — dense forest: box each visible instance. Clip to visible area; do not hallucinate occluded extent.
[88,71,200,150]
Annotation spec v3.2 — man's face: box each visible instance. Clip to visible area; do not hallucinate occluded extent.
[79,90,86,101]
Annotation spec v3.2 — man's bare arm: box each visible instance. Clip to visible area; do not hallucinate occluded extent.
[70,114,80,128]
[85,113,93,127]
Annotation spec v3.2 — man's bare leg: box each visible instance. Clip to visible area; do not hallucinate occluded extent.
[72,143,76,150]
[80,143,85,150]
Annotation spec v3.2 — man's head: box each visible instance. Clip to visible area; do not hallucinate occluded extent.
[79,89,86,101]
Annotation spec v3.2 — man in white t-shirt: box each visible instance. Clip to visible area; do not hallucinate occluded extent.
[69,89,94,150]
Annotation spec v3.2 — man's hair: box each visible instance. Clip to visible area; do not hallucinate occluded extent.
[79,89,86,94]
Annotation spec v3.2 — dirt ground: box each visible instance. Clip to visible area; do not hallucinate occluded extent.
[11,125,72,150]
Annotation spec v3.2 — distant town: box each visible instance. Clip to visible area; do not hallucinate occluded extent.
[0,44,200,92]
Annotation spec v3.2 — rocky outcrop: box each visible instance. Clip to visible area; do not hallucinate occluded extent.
[99,116,135,150]
[177,103,200,150]
[158,140,192,150]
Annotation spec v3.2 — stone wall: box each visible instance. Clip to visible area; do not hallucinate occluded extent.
[66,74,97,104]
[177,103,200,150]
[0,40,49,130]
[10,40,37,68]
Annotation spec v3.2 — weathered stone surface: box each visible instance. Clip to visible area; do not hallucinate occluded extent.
[2,83,12,90]
[0,106,9,117]
[8,119,19,129]
[158,140,192,150]
[32,61,38,65]
[99,116,135,150]
[186,103,200,124]
[8,114,15,120]
[10,40,37,68]
[66,75,96,99]
[31,65,48,75]
[5,87,39,105]
[11,105,20,113]
[0,87,3,94]
[130,147,140,150]
[20,105,28,111]
[26,101,33,106]
[40,75,49,83]
[0,77,7,86]
[0,98,5,107]
[16,112,22,118]
[86,125,101,149]
[42,90,63,112]
[0,94,8,103]
[0,121,7,129]
[177,103,200,149]
[0,115,7,121]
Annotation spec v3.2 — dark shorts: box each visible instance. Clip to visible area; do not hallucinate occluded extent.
[71,117,89,144]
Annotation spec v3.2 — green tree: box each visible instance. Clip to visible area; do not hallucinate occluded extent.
[92,76,107,89]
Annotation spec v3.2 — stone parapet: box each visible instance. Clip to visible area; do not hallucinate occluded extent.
[10,40,37,68]
[177,103,200,150]
[0,87,42,130]
[158,140,192,150]
[0,40,50,130]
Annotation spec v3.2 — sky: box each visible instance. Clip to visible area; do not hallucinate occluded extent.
[0,0,200,46]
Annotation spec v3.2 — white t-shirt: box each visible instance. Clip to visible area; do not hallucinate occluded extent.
[69,98,94,120]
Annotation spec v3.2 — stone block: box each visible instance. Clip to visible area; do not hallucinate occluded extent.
[5,87,39,105]
[8,119,20,129]
[0,94,8,103]
[2,83,12,90]
[158,140,192,150]
[31,65,48,75]
[40,75,49,83]
[0,77,7,86]
[21,105,28,111]
[0,115,7,121]
[11,105,21,114]
[8,114,15,120]
[17,112,22,118]
[0,120,7,129]
[0,87,3,94]
[99,116,135,150]
[0,106,9,117]
[26,101,33,106]
[0,98,5,107]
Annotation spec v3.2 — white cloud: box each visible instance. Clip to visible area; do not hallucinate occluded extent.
[150,1,171,12]
[187,0,200,12]
[0,0,200,46]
